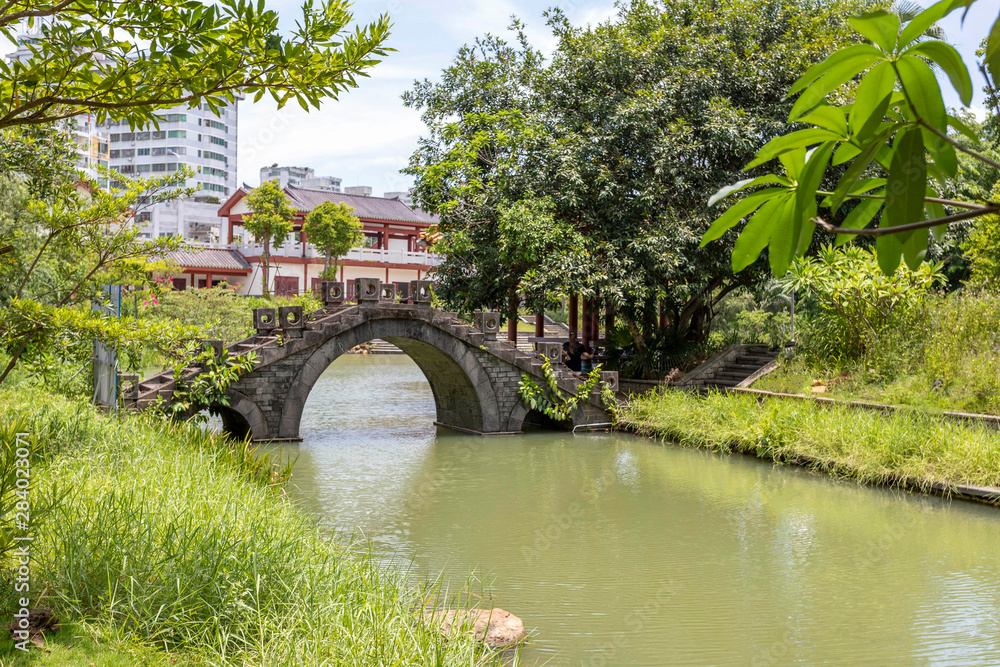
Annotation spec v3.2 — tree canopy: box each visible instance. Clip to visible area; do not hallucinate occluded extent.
[302,201,363,279]
[406,0,871,346]
[0,0,391,129]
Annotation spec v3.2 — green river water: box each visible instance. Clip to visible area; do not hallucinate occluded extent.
[282,354,1000,665]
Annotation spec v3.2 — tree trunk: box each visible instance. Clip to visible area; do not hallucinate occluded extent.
[262,237,271,299]
[324,248,332,278]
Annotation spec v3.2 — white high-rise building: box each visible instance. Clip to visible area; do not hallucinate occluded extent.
[8,29,110,186]
[260,165,342,192]
[105,101,239,238]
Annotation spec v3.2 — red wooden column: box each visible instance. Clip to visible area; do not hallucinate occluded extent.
[582,298,592,350]
[592,303,600,348]
[568,294,579,341]
[605,303,615,340]
[535,310,545,339]
[507,289,519,343]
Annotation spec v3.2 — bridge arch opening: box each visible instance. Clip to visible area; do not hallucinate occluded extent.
[271,317,506,441]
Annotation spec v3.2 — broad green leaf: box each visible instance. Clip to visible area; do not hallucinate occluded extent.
[848,10,901,53]
[876,230,905,274]
[829,126,895,211]
[896,55,947,134]
[836,197,884,246]
[779,149,806,182]
[923,132,957,179]
[986,12,1000,86]
[849,62,895,138]
[789,44,884,95]
[768,196,802,277]
[834,140,864,166]
[821,177,886,207]
[948,114,981,144]
[794,142,836,251]
[745,128,842,170]
[898,0,967,48]
[798,104,849,135]
[701,188,786,246]
[905,41,972,106]
[732,194,789,273]
[708,174,787,207]
[788,51,883,121]
[902,225,928,269]
[884,127,927,231]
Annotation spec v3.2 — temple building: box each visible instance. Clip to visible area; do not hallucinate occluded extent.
[163,186,439,296]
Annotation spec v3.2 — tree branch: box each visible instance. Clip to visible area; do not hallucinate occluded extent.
[814,204,1000,236]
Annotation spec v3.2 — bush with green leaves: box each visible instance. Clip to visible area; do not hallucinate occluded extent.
[140,284,322,347]
[782,246,942,368]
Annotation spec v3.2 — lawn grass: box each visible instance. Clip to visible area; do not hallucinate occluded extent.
[753,355,1000,415]
[620,387,1000,493]
[0,389,495,666]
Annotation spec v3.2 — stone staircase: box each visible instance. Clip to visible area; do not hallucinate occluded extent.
[516,315,571,354]
[680,344,779,391]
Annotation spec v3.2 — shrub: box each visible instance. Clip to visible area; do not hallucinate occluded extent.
[784,246,942,375]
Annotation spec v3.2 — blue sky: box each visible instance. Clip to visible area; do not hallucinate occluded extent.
[237,0,999,195]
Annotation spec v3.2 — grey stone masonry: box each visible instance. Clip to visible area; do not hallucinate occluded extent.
[130,303,615,441]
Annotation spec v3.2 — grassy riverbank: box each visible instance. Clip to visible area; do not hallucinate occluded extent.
[0,389,492,666]
[620,389,1000,493]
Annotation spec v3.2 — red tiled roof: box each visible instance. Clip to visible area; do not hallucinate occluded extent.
[286,186,437,223]
[164,248,251,271]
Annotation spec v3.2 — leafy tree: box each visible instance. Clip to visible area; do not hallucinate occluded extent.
[301,201,363,280]
[0,0,390,129]
[408,0,872,352]
[243,181,295,299]
[0,133,200,387]
[706,0,1000,276]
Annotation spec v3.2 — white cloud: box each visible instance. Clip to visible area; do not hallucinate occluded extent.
[237,0,619,195]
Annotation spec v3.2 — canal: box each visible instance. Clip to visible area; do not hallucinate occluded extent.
[284,354,1000,665]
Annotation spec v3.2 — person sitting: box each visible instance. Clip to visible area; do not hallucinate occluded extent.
[563,339,584,372]
[580,345,595,373]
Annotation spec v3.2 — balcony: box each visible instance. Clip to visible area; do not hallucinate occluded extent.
[186,241,443,267]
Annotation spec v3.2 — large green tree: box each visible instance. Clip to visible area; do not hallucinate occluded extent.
[406,0,872,350]
[0,0,390,129]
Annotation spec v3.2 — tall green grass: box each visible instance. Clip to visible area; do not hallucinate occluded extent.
[0,390,496,666]
[621,388,1000,492]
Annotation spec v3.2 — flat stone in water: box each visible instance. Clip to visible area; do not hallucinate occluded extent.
[426,608,526,648]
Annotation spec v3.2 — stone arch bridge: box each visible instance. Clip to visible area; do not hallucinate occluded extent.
[127,280,616,441]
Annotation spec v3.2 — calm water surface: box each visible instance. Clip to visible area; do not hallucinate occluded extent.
[284,354,1000,665]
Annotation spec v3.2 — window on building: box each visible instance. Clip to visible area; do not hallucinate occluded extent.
[275,277,299,296]
[136,212,151,224]
[138,148,151,156]
[137,164,151,172]
[152,131,167,140]
[169,147,187,155]
[110,133,121,142]
[152,163,166,172]
[171,277,187,290]
[135,131,150,141]
[110,150,120,158]
[209,136,227,147]
[167,130,186,138]
[311,277,323,294]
